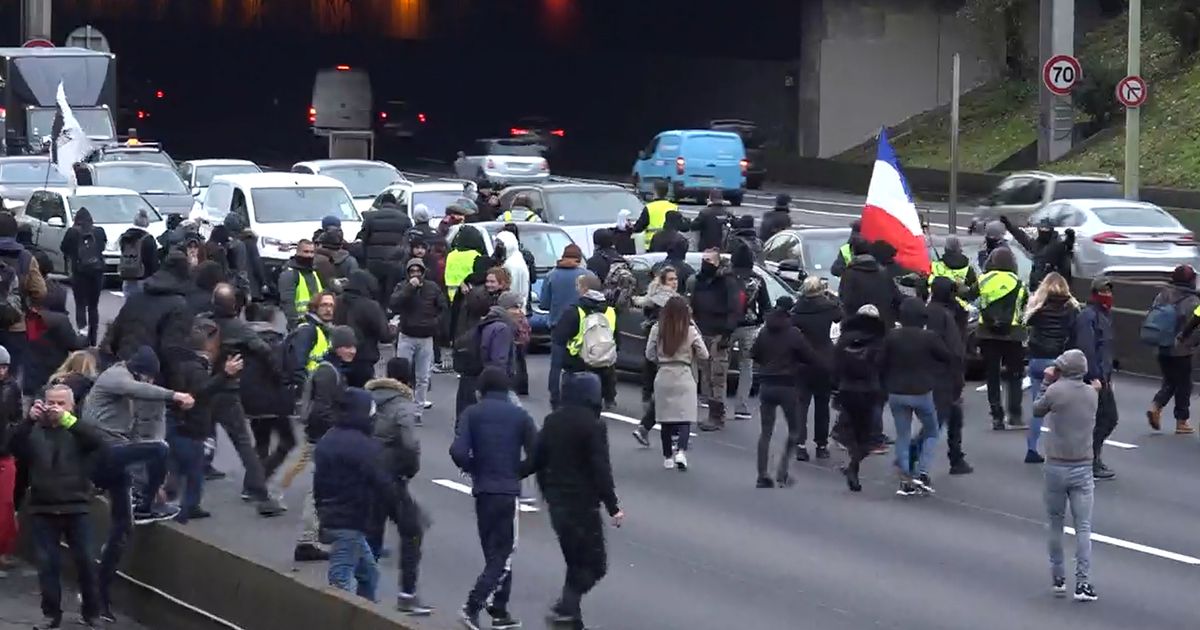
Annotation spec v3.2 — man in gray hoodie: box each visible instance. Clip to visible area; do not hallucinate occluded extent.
[1032,348,1101,603]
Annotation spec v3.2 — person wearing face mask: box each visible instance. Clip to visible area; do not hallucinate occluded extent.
[1074,278,1118,481]
[928,237,979,304]
[278,240,328,330]
[690,249,740,431]
[978,221,1006,270]
[977,247,1029,431]
[1001,215,1075,293]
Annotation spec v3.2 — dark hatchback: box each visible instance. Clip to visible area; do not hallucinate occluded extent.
[710,119,766,189]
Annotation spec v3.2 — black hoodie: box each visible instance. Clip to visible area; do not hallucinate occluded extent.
[833,312,887,394]
[103,253,192,366]
[690,260,740,336]
[587,229,626,282]
[187,260,225,315]
[880,298,951,395]
[648,212,689,254]
[790,292,844,355]
[759,208,792,242]
[530,372,619,515]
[751,308,824,385]
[335,270,394,364]
[925,277,967,404]
[732,246,770,327]
[59,207,107,276]
[838,254,901,328]
[25,281,86,393]
[118,225,160,280]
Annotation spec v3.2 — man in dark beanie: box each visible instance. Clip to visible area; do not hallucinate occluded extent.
[759,193,794,242]
[693,189,731,251]
[0,210,46,381]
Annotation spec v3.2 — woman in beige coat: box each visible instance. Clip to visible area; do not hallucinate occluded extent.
[645,295,709,471]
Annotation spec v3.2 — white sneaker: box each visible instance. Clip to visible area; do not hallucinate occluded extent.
[422,401,434,410]
[663,457,675,469]
[674,451,689,471]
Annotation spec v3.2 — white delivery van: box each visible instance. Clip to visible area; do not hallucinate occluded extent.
[310,65,372,133]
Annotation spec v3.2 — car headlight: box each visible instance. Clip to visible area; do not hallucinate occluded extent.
[261,236,296,252]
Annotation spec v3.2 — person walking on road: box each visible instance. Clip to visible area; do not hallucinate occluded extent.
[759,194,793,242]
[645,296,709,471]
[633,180,680,250]
[1148,264,1200,435]
[1033,348,1100,602]
[690,249,739,431]
[751,297,822,487]
[1075,278,1118,481]
[116,209,159,297]
[554,275,619,409]
[925,277,974,475]
[838,238,900,328]
[10,384,106,630]
[832,305,888,492]
[0,211,47,382]
[977,247,1029,431]
[335,270,395,387]
[1023,272,1080,463]
[730,245,770,421]
[24,282,87,397]
[692,190,731,252]
[278,240,327,330]
[530,371,623,630]
[790,277,843,461]
[243,304,296,483]
[391,257,447,419]
[631,266,680,446]
[540,244,592,409]
[450,367,537,630]
[59,207,106,345]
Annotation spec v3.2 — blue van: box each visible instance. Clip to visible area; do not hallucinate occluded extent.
[631,130,747,206]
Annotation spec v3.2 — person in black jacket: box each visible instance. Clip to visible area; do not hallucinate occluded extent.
[24,281,86,396]
[116,210,160,297]
[586,229,625,283]
[188,260,225,316]
[391,258,447,418]
[730,245,770,420]
[830,220,863,278]
[226,213,269,303]
[692,190,732,251]
[1000,215,1075,292]
[11,385,106,628]
[790,277,843,460]
[1023,272,1080,462]
[612,209,637,256]
[529,371,622,629]
[838,240,901,328]
[881,298,951,495]
[60,207,107,344]
[359,202,413,303]
[652,237,694,290]
[243,304,296,482]
[759,194,793,242]
[690,250,740,430]
[1075,277,1118,480]
[336,270,395,387]
[925,277,973,475]
[831,306,887,492]
[648,211,689,254]
[103,251,192,371]
[751,298,823,488]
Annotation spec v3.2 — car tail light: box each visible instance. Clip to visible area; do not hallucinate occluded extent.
[137,110,147,120]
[551,129,565,137]
[417,112,427,123]
[1176,233,1196,246]
[336,64,351,71]
[486,158,495,170]
[740,158,749,175]
[0,107,6,118]
[308,106,316,124]
[676,157,686,175]
[510,127,529,136]
[379,111,388,120]
[540,159,549,171]
[155,89,164,99]
[1092,231,1131,245]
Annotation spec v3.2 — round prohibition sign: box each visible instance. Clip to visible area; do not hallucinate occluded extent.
[1042,54,1081,96]
[1116,75,1148,108]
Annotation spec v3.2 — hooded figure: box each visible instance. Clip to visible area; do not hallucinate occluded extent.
[925,276,971,473]
[838,245,901,328]
[335,270,395,387]
[1001,215,1075,292]
[932,236,980,301]
[759,194,793,242]
[224,212,267,301]
[728,214,762,261]
[648,211,689,254]
[409,204,442,251]
[102,251,191,370]
[979,220,1007,269]
[314,227,360,288]
[611,209,637,255]
[116,210,160,283]
[751,302,824,483]
[586,229,626,286]
[495,230,530,311]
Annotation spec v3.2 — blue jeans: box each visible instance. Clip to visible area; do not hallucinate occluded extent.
[1044,463,1094,582]
[90,441,168,608]
[31,513,98,621]
[1028,358,1055,453]
[888,392,939,477]
[168,433,206,521]
[548,343,565,408]
[327,528,379,602]
[396,334,434,412]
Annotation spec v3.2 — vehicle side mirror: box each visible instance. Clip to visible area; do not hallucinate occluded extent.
[47,216,65,228]
[777,259,805,282]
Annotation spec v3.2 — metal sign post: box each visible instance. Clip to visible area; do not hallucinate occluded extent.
[1124,0,1142,200]
[1037,0,1077,163]
[949,53,960,234]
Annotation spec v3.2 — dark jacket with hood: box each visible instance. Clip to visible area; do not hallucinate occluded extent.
[689,259,740,337]
[553,289,613,372]
[59,208,107,277]
[976,247,1028,343]
[1153,282,1200,357]
[790,291,844,357]
[0,235,47,332]
[278,256,329,329]
[0,373,22,456]
[241,321,292,418]
[586,230,626,282]
[9,415,107,515]
[1002,216,1075,291]
[732,247,770,327]
[479,306,517,377]
[366,378,421,480]
[305,352,351,443]
[1027,294,1079,359]
[104,254,192,367]
[838,254,901,328]
[530,372,620,515]
[315,239,359,288]
[925,277,967,406]
[225,214,267,300]
[187,260,225,316]
[334,270,394,365]
[693,203,731,251]
[360,205,413,269]
[880,298,952,396]
[648,212,689,254]
[1075,296,1114,383]
[164,348,230,440]
[314,389,398,533]
[207,298,276,393]
[651,238,695,290]
[390,258,447,338]
[216,215,250,293]
[833,312,887,394]
[450,389,537,496]
[752,308,825,385]
[118,225,160,281]
[729,216,762,261]
[759,208,793,242]
[25,281,86,393]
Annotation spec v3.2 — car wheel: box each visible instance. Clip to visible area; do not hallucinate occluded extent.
[727,192,744,207]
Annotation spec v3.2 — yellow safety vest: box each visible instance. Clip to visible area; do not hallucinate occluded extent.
[978,270,1027,326]
[294,270,323,314]
[642,199,678,247]
[502,208,542,222]
[444,249,480,300]
[305,325,330,373]
[567,306,616,356]
[839,243,852,264]
[929,259,972,309]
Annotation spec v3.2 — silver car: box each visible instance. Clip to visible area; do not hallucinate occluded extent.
[968,172,1123,233]
[455,138,550,187]
[1027,199,1200,279]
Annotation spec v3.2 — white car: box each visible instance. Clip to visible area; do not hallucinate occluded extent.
[17,186,167,275]
[194,172,361,268]
[291,159,408,214]
[177,159,262,204]
[368,178,473,228]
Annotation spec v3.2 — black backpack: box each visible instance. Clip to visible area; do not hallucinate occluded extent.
[0,252,30,329]
[118,233,146,280]
[76,230,104,274]
[453,324,484,377]
[838,340,880,383]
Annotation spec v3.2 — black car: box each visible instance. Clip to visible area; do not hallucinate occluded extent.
[709,119,766,189]
[761,227,851,292]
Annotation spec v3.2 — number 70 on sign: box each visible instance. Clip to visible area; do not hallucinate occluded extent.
[1042,54,1081,96]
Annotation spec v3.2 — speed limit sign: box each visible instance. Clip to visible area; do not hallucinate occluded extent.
[1042,54,1081,96]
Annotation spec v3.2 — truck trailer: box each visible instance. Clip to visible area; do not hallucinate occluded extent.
[0,47,117,155]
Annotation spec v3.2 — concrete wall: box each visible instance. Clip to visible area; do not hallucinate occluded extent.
[811,0,1002,157]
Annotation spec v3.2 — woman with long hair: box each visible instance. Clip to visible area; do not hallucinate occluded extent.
[48,349,101,414]
[631,266,680,445]
[1023,271,1080,463]
[645,296,708,471]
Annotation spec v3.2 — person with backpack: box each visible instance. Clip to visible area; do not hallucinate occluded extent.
[554,275,619,410]
[645,295,708,471]
[730,245,770,421]
[278,240,328,330]
[243,304,296,483]
[977,247,1029,431]
[391,258,447,419]
[690,249,740,431]
[115,209,160,298]
[0,212,47,381]
[1024,272,1080,463]
[789,277,843,461]
[541,244,593,410]
[1146,264,1200,435]
[1075,278,1118,481]
[59,207,106,344]
[334,270,395,388]
[586,229,625,285]
[726,214,762,261]
[24,281,87,397]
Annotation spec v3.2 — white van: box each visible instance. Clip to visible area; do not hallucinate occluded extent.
[310,65,372,133]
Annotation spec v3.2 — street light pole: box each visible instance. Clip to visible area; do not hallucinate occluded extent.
[949,53,960,234]
[1125,0,1142,199]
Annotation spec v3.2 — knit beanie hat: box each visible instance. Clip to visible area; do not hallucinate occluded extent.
[127,346,160,379]
[330,325,358,349]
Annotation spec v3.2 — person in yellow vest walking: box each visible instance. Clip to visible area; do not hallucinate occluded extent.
[633,181,680,250]
[444,226,487,303]
[278,240,328,331]
[976,247,1029,431]
[831,220,863,278]
[500,205,543,223]
[553,274,619,409]
[928,237,980,306]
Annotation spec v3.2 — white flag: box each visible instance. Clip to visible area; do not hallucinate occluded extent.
[51,82,92,188]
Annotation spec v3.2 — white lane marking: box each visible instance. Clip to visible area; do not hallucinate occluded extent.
[431,478,539,513]
[1063,526,1200,565]
[109,290,124,298]
[602,411,697,437]
[975,376,1032,392]
[1037,425,1137,449]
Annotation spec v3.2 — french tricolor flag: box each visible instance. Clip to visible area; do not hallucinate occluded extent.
[860,128,929,273]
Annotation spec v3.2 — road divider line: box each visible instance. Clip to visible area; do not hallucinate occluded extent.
[431,478,539,512]
[1038,426,1137,449]
[109,290,124,298]
[602,411,697,437]
[1063,526,1200,564]
[975,376,1032,392]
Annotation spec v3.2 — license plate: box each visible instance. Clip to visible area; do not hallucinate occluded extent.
[1136,242,1170,251]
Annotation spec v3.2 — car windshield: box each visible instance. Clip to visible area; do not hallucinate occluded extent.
[93,164,187,195]
[412,190,463,219]
[250,187,359,223]
[0,161,67,185]
[544,189,642,225]
[477,140,544,157]
[98,151,174,167]
[802,236,847,291]
[195,164,261,187]
[1093,206,1181,228]
[27,108,115,141]
[70,194,160,224]
[321,165,404,199]
[1051,180,1123,200]
[519,229,575,269]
